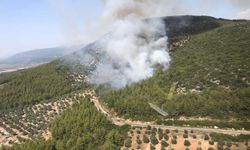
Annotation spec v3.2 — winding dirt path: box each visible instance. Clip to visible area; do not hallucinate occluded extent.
[83,90,250,135]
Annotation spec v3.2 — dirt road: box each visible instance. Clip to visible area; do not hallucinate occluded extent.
[83,90,250,135]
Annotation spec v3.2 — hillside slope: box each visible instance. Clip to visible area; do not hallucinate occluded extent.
[0,16,248,120]
[0,16,247,119]
[1,16,249,149]
[100,21,250,121]
[0,61,77,110]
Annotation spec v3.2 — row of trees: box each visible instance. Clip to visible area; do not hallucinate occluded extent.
[7,98,130,150]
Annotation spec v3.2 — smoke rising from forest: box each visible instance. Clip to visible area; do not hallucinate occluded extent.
[78,0,171,88]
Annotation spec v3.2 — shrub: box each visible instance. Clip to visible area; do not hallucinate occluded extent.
[163,134,169,140]
[130,130,133,134]
[147,125,152,130]
[208,148,215,150]
[183,134,188,138]
[161,140,169,147]
[184,130,188,134]
[151,130,156,136]
[152,128,157,132]
[136,138,142,145]
[136,130,141,134]
[171,138,177,144]
[226,142,232,147]
[146,130,151,135]
[184,140,191,147]
[158,128,163,134]
[150,144,155,150]
[124,139,132,148]
[196,147,202,150]
[150,135,159,145]
[218,145,223,150]
[158,133,163,140]
[193,135,197,139]
[204,134,210,140]
[143,135,150,143]
[209,140,214,145]
[165,129,170,134]
[218,141,225,146]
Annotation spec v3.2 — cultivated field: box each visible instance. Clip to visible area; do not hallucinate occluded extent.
[121,126,249,150]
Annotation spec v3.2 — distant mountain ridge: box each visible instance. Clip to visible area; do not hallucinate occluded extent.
[0,48,67,66]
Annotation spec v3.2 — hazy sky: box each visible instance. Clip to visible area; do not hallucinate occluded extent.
[0,0,249,59]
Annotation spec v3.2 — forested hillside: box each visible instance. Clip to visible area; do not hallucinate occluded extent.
[0,16,230,111]
[0,61,76,110]
[162,15,223,38]
[1,16,249,149]
[100,21,250,121]
[7,98,130,150]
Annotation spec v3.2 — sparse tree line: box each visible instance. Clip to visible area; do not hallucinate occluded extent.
[123,126,226,150]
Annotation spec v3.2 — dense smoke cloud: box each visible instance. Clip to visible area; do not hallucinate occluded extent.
[88,19,170,88]
[76,0,171,88]
[82,0,174,44]
[230,0,250,8]
[237,9,250,19]
[79,0,250,44]
[65,0,249,88]
[57,0,249,47]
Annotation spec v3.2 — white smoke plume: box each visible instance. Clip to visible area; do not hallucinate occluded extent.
[81,0,175,45]
[237,9,250,19]
[79,0,171,88]
[88,19,170,88]
[58,0,249,88]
